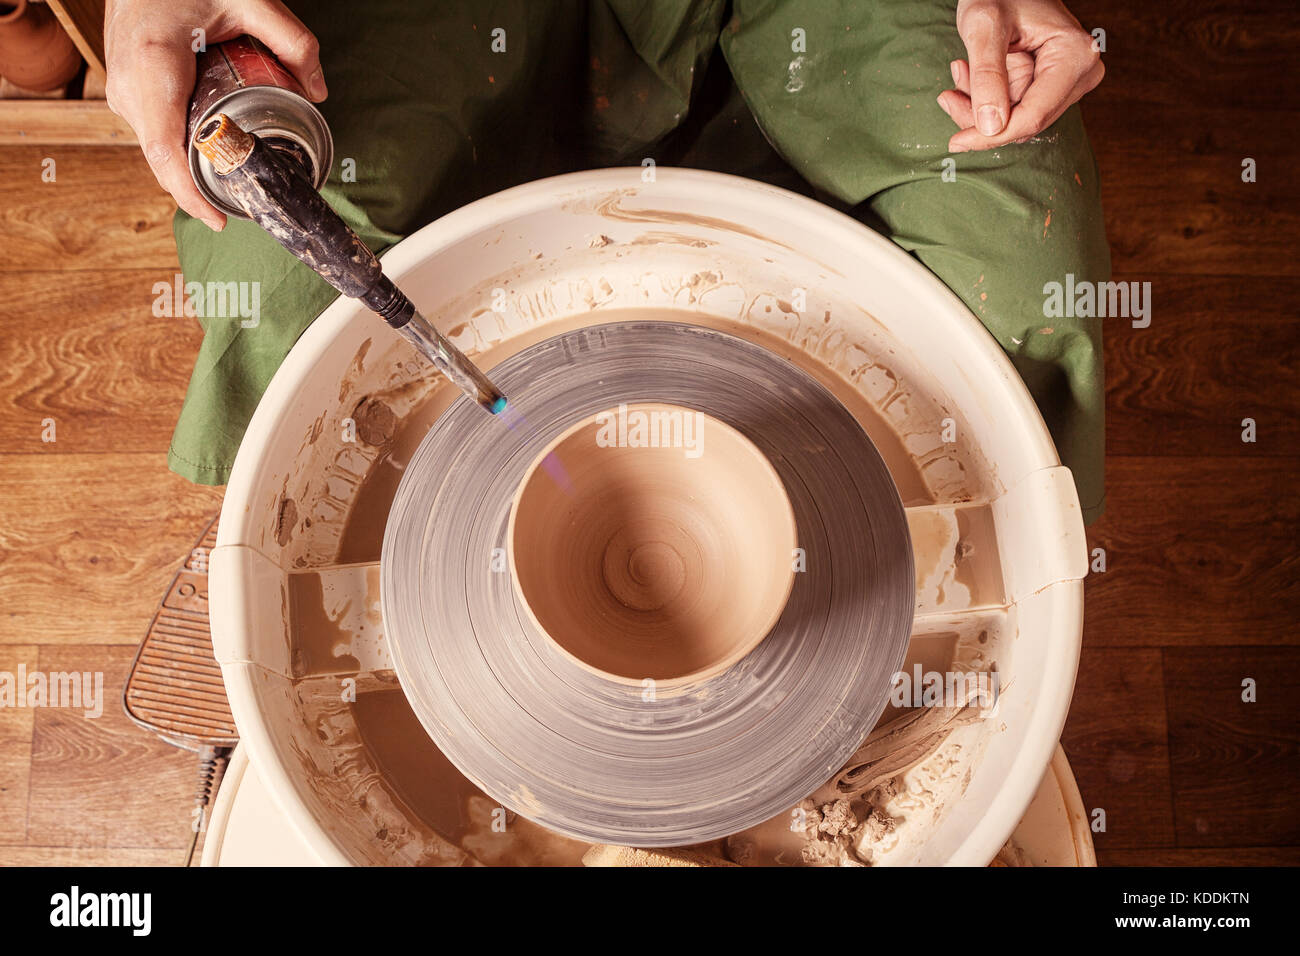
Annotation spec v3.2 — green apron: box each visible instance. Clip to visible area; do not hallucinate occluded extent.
[170,0,1109,522]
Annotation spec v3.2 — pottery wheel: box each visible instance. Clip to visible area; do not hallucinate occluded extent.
[381,320,914,846]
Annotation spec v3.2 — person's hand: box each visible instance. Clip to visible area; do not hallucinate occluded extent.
[104,0,327,230]
[937,0,1103,153]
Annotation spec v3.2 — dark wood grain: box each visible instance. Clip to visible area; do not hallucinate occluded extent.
[1071,0,1300,115]
[1102,276,1300,457]
[1084,457,1299,647]
[1070,0,1300,278]
[1085,106,1300,277]
[1164,646,1300,848]
[1072,0,1300,870]
[1099,847,1300,866]
[1062,648,1176,849]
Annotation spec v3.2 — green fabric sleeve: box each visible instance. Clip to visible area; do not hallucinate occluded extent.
[720,0,1110,520]
[170,0,1110,525]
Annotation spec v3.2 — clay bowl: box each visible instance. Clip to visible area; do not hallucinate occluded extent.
[508,402,797,684]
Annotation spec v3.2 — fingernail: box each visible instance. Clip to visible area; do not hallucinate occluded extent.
[950,61,960,85]
[950,143,969,154]
[204,217,224,232]
[977,105,1004,136]
[308,67,327,100]
[936,94,950,115]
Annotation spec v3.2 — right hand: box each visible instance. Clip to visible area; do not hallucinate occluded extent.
[937,0,1103,152]
[104,0,327,231]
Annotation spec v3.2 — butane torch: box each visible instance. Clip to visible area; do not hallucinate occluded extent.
[190,109,507,416]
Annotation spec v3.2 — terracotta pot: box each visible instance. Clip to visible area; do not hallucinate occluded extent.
[0,0,82,92]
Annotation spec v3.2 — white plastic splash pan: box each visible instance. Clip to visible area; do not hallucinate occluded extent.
[210,169,1087,866]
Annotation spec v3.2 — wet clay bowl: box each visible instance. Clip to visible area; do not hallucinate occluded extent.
[508,402,797,684]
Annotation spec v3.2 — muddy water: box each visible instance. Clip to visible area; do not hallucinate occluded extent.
[352,688,589,865]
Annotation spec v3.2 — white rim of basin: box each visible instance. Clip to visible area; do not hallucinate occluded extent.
[211,167,1084,867]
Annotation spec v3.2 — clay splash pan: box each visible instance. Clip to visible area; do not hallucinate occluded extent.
[381,320,914,846]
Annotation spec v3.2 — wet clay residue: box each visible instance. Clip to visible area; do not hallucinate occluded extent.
[275,496,298,547]
[266,210,1007,862]
[352,397,397,447]
[338,338,372,403]
[286,570,365,678]
[591,190,811,263]
[352,687,588,866]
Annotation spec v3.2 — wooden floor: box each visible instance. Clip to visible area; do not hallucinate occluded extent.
[1058,0,1299,865]
[1,0,1295,866]
[0,145,222,864]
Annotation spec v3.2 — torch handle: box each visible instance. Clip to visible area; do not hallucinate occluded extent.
[191,113,506,414]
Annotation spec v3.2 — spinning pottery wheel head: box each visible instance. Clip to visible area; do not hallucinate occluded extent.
[381,320,914,846]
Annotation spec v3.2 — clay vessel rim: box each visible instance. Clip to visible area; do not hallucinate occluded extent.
[506,401,797,687]
[0,2,31,25]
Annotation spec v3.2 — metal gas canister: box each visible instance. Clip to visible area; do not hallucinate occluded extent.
[186,35,333,219]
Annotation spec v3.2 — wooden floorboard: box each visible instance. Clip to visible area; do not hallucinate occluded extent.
[1086,108,1300,277]
[0,146,176,272]
[0,846,182,866]
[0,645,39,844]
[25,646,193,851]
[1071,0,1298,113]
[1073,0,1300,276]
[1083,457,1299,647]
[0,269,203,452]
[1064,0,1298,867]
[1102,275,1300,457]
[1099,847,1300,867]
[0,101,137,148]
[0,454,221,646]
[1061,648,1175,849]
[1165,646,1300,849]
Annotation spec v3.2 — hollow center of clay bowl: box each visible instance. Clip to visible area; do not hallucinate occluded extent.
[509,402,797,684]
